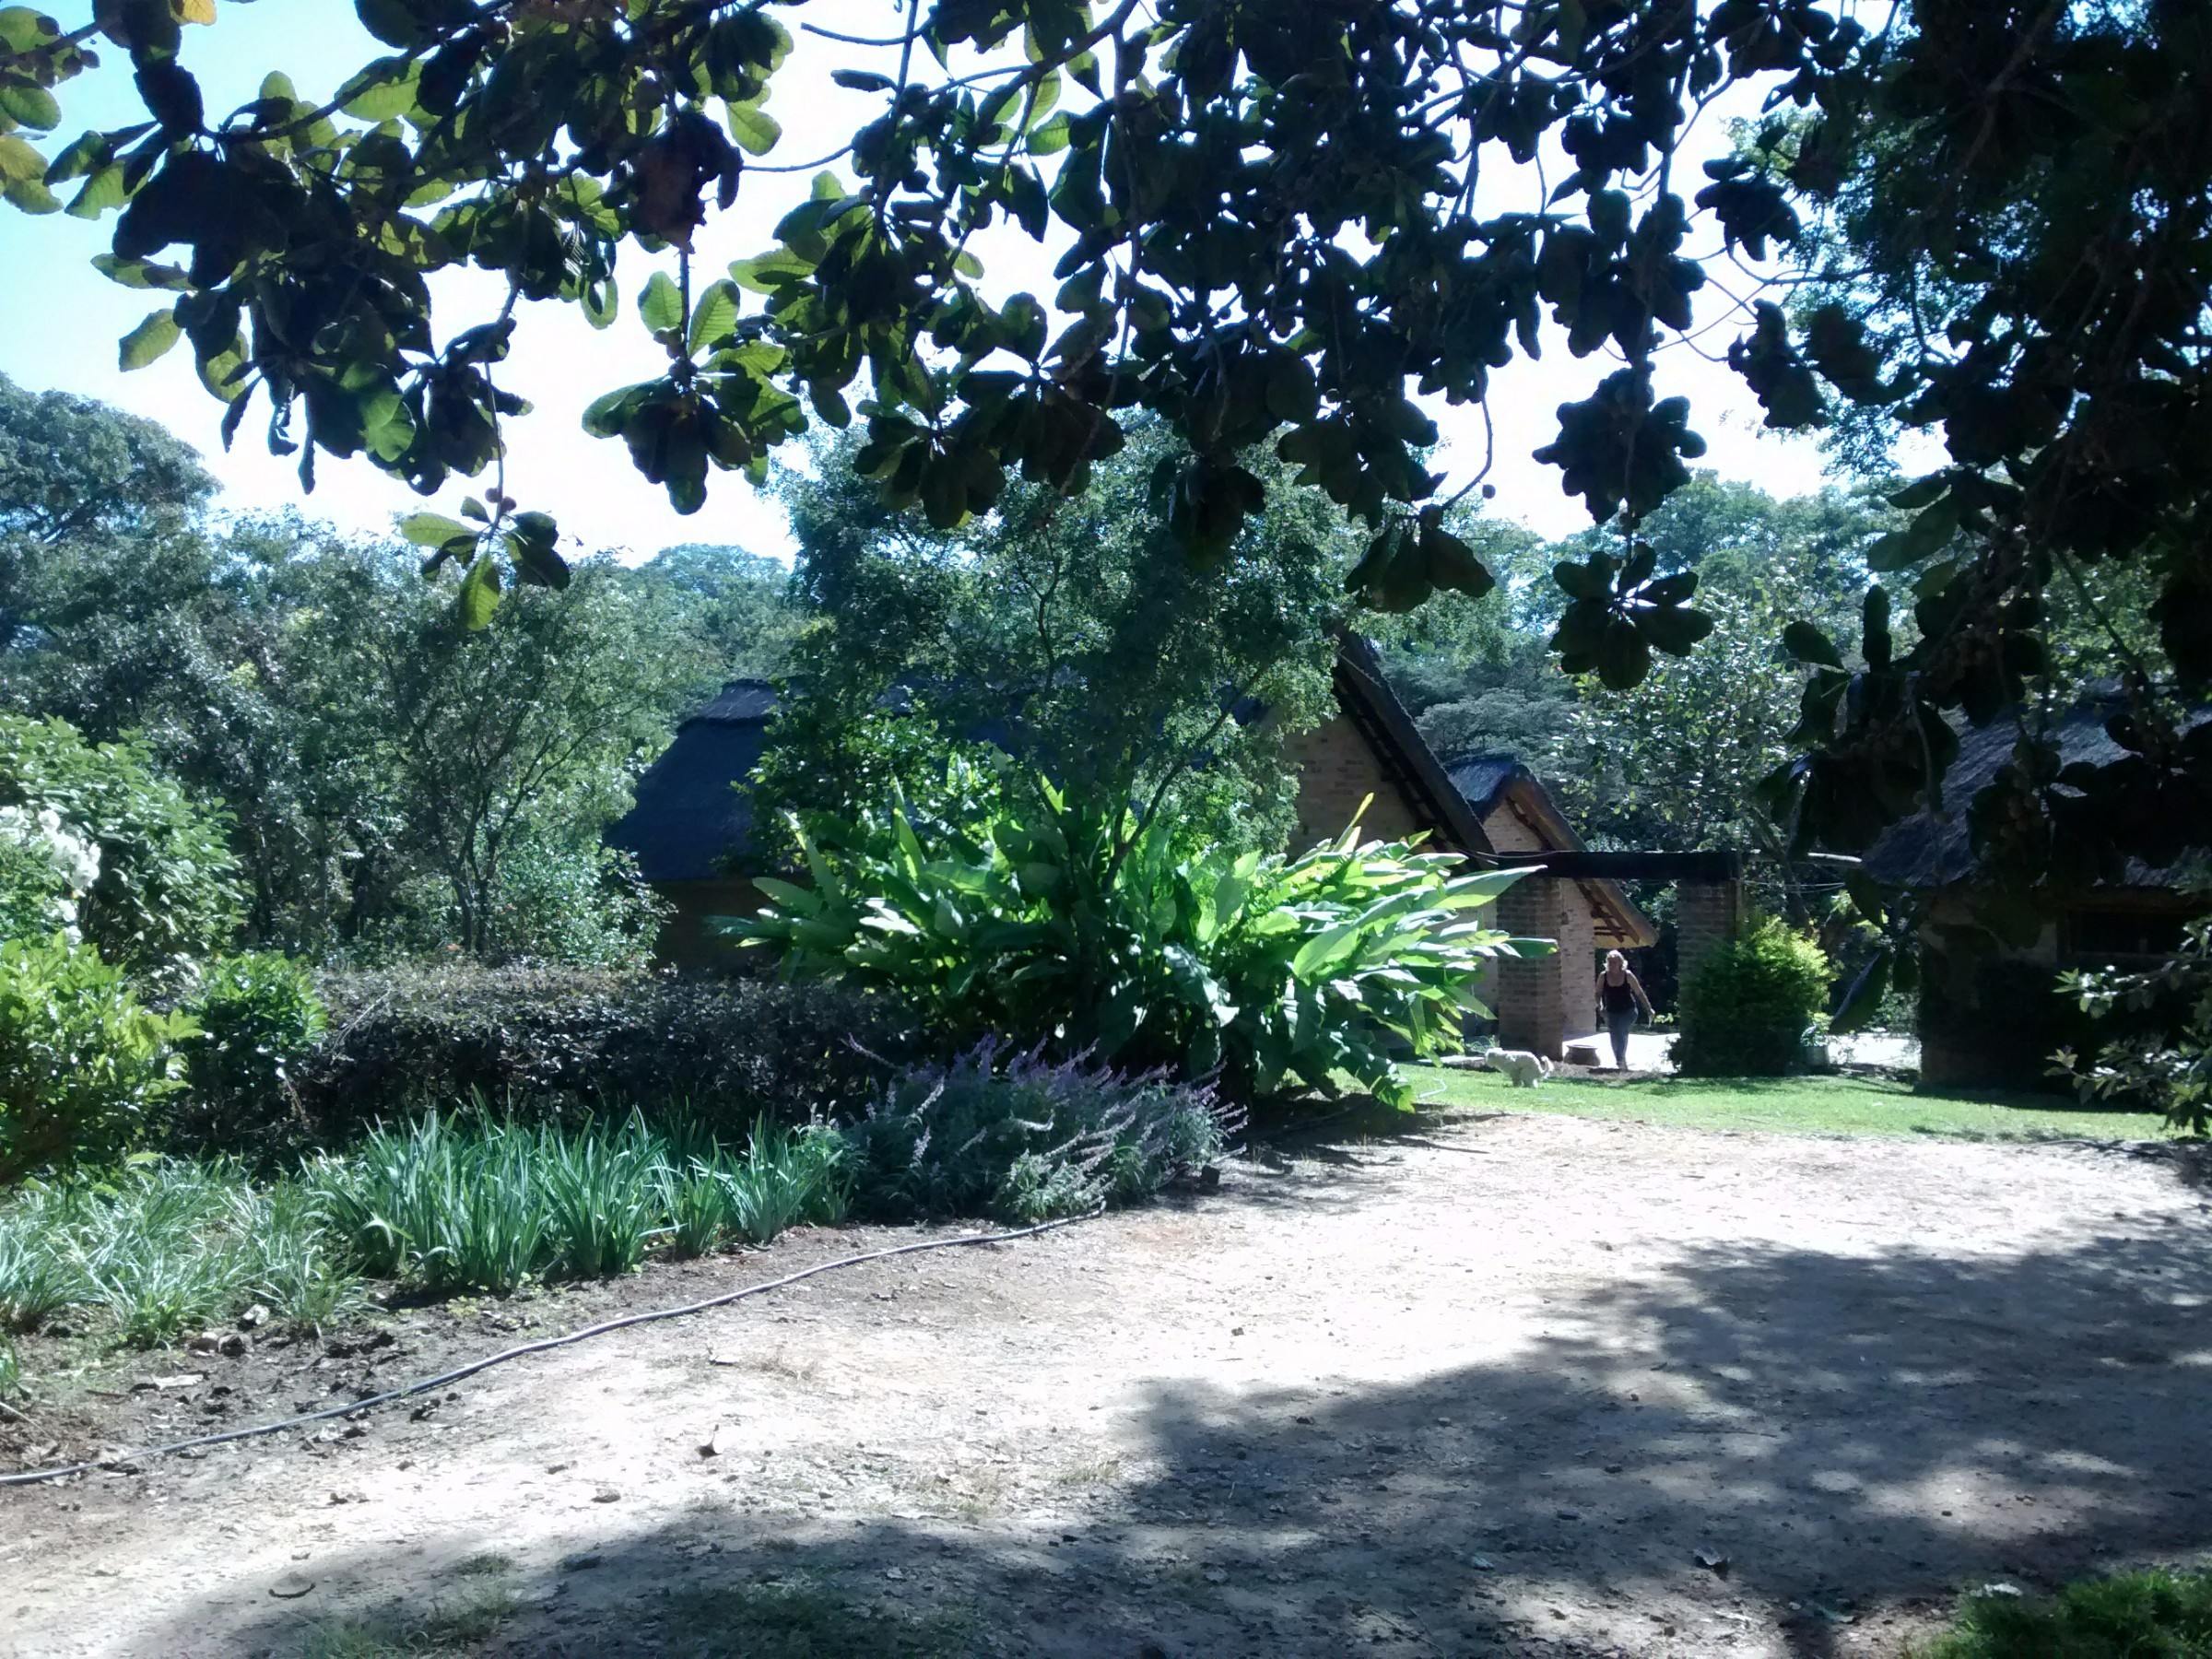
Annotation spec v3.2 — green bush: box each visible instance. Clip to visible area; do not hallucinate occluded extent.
[728,781,1547,1109]
[482,835,669,971]
[179,952,328,1140]
[1912,1568,2212,1658]
[278,965,916,1150]
[0,936,197,1182]
[1672,915,1831,1077]
[0,715,242,980]
[2056,915,2212,1133]
[843,1041,1231,1223]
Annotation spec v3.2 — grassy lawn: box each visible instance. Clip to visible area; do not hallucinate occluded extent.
[1405,1064,2177,1142]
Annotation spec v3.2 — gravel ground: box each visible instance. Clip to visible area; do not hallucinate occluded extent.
[2,1107,2207,1658]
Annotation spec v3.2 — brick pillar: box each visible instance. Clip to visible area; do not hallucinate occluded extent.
[1677,879,1744,984]
[1496,877,1567,1061]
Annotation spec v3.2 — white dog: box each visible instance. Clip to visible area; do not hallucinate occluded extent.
[1482,1048,1554,1088]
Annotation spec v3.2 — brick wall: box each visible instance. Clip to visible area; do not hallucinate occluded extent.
[1285,714,1427,851]
[1495,876,1569,1058]
[1677,879,1745,983]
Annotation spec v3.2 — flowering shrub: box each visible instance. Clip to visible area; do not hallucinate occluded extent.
[841,1041,1233,1223]
[0,805,100,944]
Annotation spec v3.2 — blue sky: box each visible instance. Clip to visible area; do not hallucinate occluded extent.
[0,0,1857,565]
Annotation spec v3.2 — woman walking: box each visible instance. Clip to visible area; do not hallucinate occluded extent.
[1596,949,1654,1072]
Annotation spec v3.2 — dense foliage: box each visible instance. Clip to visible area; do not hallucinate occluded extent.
[732,780,1546,1109]
[756,423,1348,857]
[0,935,196,1182]
[2056,917,2212,1137]
[0,376,790,962]
[178,951,328,1139]
[0,713,241,979]
[1672,916,1832,1077]
[3,0,2206,929]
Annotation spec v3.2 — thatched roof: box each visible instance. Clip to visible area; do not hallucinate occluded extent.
[1443,752,1659,947]
[1863,702,2211,890]
[604,679,775,884]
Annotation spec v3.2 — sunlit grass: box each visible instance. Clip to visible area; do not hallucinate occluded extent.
[1406,1065,2175,1141]
[1910,1567,2212,1657]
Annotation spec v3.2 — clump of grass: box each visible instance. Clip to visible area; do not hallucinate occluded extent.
[1914,1568,2212,1658]
[297,1583,522,1658]
[0,1201,85,1331]
[0,1335,21,1396]
[668,1572,973,1659]
[538,1115,663,1277]
[310,1109,842,1296]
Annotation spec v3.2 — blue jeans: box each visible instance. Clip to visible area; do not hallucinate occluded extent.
[1606,1007,1637,1069]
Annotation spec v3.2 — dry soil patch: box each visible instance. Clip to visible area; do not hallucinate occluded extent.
[3,1109,2208,1658]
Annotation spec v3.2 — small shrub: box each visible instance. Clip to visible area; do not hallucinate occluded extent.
[0,936,196,1181]
[1912,1567,2212,1658]
[1672,916,1831,1077]
[178,952,328,1147]
[842,1041,1231,1223]
[484,836,669,971]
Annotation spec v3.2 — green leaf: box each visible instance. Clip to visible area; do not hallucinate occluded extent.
[337,59,421,122]
[0,134,40,182]
[1781,620,1843,668]
[457,556,501,630]
[729,248,815,294]
[399,512,475,548]
[725,100,781,156]
[0,82,61,133]
[639,271,684,337]
[65,162,125,218]
[1026,112,1071,156]
[688,278,738,354]
[90,253,191,290]
[117,309,180,371]
[3,174,59,214]
[830,69,894,93]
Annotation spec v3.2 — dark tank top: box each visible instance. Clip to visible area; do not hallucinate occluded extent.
[1602,973,1637,1012]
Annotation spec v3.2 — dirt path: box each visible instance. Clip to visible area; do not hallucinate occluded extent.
[4,1110,2209,1658]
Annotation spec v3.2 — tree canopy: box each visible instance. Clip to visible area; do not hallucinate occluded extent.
[4,0,2207,884]
[756,421,1347,854]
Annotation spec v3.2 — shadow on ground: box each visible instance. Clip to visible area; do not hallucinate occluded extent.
[157,1212,2212,1659]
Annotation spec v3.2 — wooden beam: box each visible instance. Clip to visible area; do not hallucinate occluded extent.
[1482,849,1745,883]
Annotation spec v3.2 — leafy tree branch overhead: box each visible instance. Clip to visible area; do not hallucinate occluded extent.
[3,0,2208,882]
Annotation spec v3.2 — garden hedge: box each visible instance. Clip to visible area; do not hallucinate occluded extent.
[207,965,919,1153]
